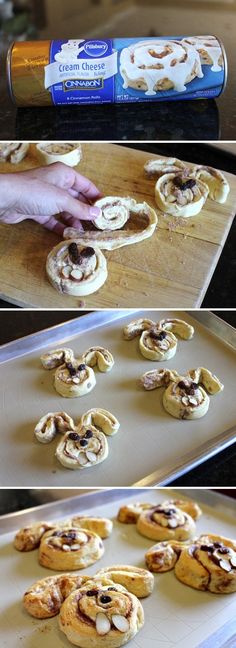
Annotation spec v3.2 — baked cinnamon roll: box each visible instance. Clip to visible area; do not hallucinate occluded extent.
[145,540,188,573]
[117,502,154,524]
[141,367,224,419]
[14,521,53,551]
[39,527,104,570]
[55,425,109,469]
[175,534,236,594]
[59,578,144,647]
[96,565,154,598]
[23,573,88,618]
[155,171,209,217]
[137,504,196,541]
[46,242,108,296]
[72,516,113,539]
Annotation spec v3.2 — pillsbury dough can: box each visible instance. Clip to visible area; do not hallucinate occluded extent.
[7,35,227,106]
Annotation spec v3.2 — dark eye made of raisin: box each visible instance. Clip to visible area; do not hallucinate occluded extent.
[68,432,80,441]
[86,589,98,597]
[107,587,117,591]
[80,247,95,258]
[100,595,112,604]
[80,438,88,447]
[66,363,77,376]
[178,380,187,390]
[78,363,86,371]
[68,242,80,263]
[84,430,93,439]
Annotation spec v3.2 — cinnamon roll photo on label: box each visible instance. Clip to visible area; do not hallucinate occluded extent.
[141,366,224,420]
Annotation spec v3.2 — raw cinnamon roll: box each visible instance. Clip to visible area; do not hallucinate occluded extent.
[46,242,108,296]
[63,199,158,251]
[72,516,113,539]
[14,522,53,551]
[80,408,120,436]
[96,565,154,598]
[144,157,185,178]
[54,360,96,398]
[40,347,75,369]
[137,504,196,541]
[141,367,224,419]
[59,578,144,647]
[0,142,29,163]
[82,346,114,372]
[192,164,230,203]
[55,425,109,469]
[23,573,89,618]
[155,172,209,217]
[34,411,75,443]
[39,527,104,570]
[124,317,194,361]
[117,502,154,524]
[35,142,82,166]
[175,535,236,594]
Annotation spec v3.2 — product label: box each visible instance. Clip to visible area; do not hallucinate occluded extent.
[44,36,225,105]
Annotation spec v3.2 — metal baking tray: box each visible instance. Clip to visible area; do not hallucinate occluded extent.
[0,310,235,487]
[0,488,236,648]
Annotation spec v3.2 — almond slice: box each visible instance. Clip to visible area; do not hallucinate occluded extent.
[219,559,231,572]
[96,612,111,635]
[112,614,130,632]
[86,451,97,463]
[61,265,72,278]
[168,519,178,528]
[70,268,83,280]
[77,453,88,466]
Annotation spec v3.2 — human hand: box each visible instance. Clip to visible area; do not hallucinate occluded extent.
[0,162,102,235]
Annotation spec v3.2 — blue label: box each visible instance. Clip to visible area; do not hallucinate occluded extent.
[44,36,225,105]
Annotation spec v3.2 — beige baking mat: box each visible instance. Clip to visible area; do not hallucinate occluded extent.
[0,489,235,648]
[0,310,235,487]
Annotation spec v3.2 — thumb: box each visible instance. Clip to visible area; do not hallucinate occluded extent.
[58,189,101,221]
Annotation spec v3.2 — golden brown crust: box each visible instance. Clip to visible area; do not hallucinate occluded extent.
[14,522,54,551]
[39,527,104,571]
[163,498,202,521]
[96,565,154,598]
[137,504,196,542]
[23,574,89,618]
[175,534,236,593]
[117,502,153,524]
[71,516,113,539]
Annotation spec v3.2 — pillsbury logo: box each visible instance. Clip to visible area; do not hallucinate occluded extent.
[84,40,108,57]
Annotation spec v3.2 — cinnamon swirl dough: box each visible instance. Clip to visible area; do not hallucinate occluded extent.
[34,411,74,443]
[182,36,223,72]
[72,516,113,539]
[80,408,120,436]
[82,346,114,372]
[40,347,75,369]
[23,574,89,618]
[137,504,196,541]
[56,425,109,469]
[117,502,153,524]
[124,317,194,361]
[144,157,185,178]
[120,39,203,96]
[141,367,224,419]
[59,578,144,647]
[63,197,158,251]
[192,165,230,204]
[46,242,108,296]
[35,142,82,166]
[96,565,154,598]
[14,522,53,551]
[39,527,104,571]
[54,360,96,398]
[155,171,209,217]
[175,535,236,594]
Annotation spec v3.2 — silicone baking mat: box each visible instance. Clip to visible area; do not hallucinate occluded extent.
[0,310,235,487]
[0,488,235,648]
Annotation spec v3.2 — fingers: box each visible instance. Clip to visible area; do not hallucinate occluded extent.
[59,191,101,221]
[22,164,102,203]
[31,214,65,236]
[61,212,84,231]
[71,171,103,201]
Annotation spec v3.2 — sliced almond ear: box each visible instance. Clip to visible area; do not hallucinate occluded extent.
[112,614,130,632]
[96,612,111,635]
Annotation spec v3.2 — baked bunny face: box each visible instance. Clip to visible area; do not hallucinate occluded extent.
[59,581,144,647]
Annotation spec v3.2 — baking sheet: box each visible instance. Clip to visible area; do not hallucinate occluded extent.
[0,310,235,487]
[0,488,236,648]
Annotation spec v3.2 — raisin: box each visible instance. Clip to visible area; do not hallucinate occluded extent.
[78,364,86,371]
[100,595,112,604]
[86,589,98,597]
[68,432,80,441]
[66,363,77,376]
[173,176,196,191]
[68,242,80,264]
[149,329,166,341]
[80,439,88,447]
[80,247,95,258]
[84,430,93,439]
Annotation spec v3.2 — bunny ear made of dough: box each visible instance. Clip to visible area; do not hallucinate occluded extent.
[80,408,120,436]
[140,368,180,390]
[34,412,75,444]
[63,199,158,251]
[14,522,54,551]
[95,565,154,598]
[123,317,156,340]
[192,165,230,204]
[188,367,224,394]
[145,540,189,573]
[23,573,89,618]
[158,318,194,340]
[144,157,186,178]
[40,347,75,369]
[82,346,114,372]
[71,515,113,539]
